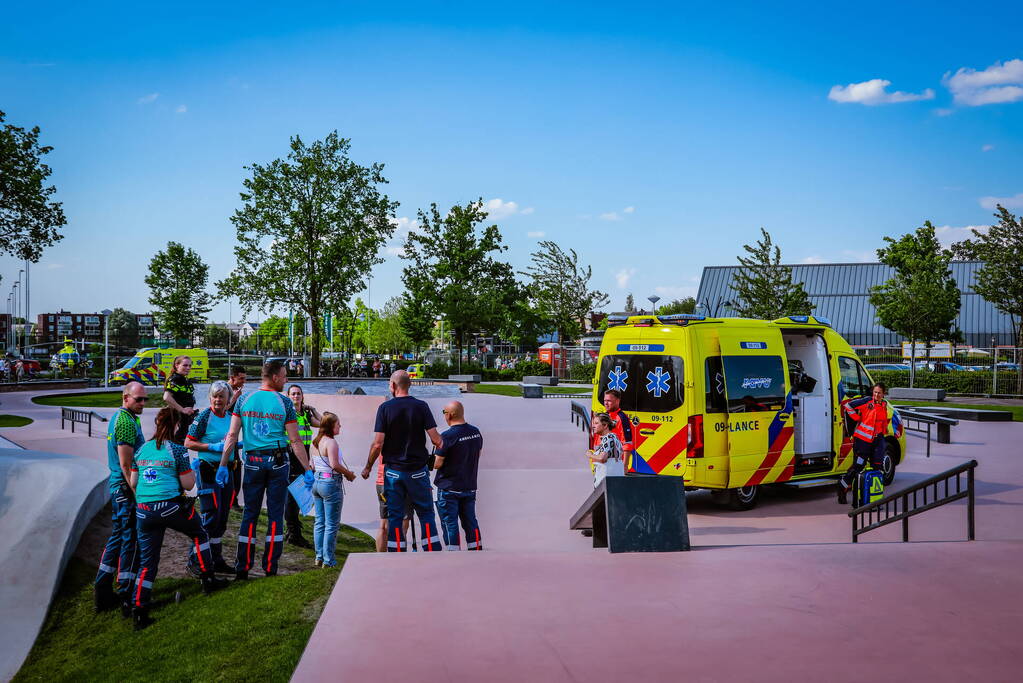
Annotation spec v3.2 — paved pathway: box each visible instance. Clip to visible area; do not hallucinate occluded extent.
[294,394,1023,682]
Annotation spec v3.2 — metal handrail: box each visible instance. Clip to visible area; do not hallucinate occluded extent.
[570,400,590,433]
[60,407,108,437]
[849,459,977,543]
[894,408,959,457]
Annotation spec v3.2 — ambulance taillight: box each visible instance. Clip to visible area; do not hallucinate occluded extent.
[687,414,704,458]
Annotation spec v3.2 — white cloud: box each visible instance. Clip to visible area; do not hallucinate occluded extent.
[933,225,989,247]
[384,246,404,256]
[615,268,636,289]
[980,192,1023,210]
[623,206,635,214]
[600,212,620,221]
[943,59,1023,106]
[982,144,995,152]
[381,216,421,257]
[521,207,535,215]
[801,255,826,264]
[138,92,159,104]
[483,198,526,219]
[175,104,187,114]
[654,285,698,300]
[828,79,934,106]
[45,263,64,270]
[526,231,545,238]
[841,249,878,262]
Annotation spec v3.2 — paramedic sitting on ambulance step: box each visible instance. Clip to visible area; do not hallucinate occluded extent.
[837,382,891,505]
[361,370,444,552]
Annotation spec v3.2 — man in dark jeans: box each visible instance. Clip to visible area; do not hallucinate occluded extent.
[361,370,443,552]
[434,400,484,550]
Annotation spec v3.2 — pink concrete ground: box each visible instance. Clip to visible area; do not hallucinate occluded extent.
[294,394,1023,682]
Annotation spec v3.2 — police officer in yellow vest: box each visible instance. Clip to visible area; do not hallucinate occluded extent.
[285,384,321,548]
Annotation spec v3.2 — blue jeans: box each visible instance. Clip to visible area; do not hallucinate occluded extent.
[95,483,138,594]
[236,451,289,574]
[312,474,342,566]
[436,489,482,550]
[383,466,442,552]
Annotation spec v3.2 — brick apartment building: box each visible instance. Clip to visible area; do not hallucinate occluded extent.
[36,311,156,345]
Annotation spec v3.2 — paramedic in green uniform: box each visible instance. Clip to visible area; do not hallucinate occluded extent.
[284,384,321,548]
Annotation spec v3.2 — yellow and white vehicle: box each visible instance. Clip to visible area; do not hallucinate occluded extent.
[109,348,210,386]
[593,314,906,509]
[407,363,427,379]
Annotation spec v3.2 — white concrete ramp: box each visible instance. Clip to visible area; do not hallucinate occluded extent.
[0,449,108,681]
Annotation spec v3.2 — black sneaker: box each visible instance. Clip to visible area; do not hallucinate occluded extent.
[93,584,116,613]
[120,598,132,619]
[286,535,312,549]
[836,482,848,505]
[212,559,233,574]
[186,560,202,579]
[201,575,230,595]
[234,570,248,582]
[132,607,154,631]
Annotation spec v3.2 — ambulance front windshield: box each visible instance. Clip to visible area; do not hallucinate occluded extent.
[124,357,151,370]
[597,355,683,413]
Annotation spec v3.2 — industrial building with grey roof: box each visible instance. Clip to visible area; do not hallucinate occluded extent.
[695,261,1016,347]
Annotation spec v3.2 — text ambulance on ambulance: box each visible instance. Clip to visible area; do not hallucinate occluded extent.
[592,314,906,510]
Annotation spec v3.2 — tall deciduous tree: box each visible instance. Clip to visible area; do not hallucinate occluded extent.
[656,297,696,315]
[730,228,814,319]
[624,293,635,312]
[952,206,1023,347]
[0,111,66,263]
[401,200,516,363]
[370,296,411,355]
[107,308,139,346]
[218,133,397,376]
[523,240,609,344]
[145,241,214,340]
[399,280,436,353]
[870,221,961,387]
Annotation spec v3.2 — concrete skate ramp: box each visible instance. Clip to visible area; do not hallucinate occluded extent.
[0,449,108,681]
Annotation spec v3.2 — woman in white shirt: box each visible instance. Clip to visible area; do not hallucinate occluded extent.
[589,412,623,487]
[310,412,356,567]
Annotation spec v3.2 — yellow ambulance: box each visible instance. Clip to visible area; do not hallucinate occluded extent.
[592,314,906,509]
[109,348,210,386]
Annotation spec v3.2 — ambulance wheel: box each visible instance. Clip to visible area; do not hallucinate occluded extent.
[726,485,759,510]
[881,442,898,486]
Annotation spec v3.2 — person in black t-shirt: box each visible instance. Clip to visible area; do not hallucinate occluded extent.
[361,370,443,552]
[163,355,197,444]
[434,400,483,551]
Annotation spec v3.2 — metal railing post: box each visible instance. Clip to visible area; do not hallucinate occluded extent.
[902,493,909,542]
[968,466,976,541]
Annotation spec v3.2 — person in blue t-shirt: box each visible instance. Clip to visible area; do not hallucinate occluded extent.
[222,360,313,579]
[361,370,443,552]
[130,408,228,630]
[185,380,236,574]
[434,401,484,550]
[94,381,147,614]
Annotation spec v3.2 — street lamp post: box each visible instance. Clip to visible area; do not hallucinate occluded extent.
[102,309,112,387]
[12,281,19,354]
[23,261,29,356]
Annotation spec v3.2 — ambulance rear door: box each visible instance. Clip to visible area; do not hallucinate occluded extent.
[717,326,795,488]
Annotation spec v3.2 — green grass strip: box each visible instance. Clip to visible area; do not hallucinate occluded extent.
[32,391,167,409]
[0,414,33,427]
[14,523,374,682]
[473,384,593,397]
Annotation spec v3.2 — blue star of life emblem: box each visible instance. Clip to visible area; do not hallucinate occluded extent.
[607,365,629,392]
[143,467,158,483]
[646,366,671,398]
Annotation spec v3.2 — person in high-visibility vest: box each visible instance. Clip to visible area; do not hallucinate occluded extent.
[285,384,321,548]
[837,382,891,504]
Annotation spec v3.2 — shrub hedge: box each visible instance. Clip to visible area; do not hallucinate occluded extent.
[868,369,1023,394]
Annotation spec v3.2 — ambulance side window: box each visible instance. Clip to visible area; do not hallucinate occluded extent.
[705,357,726,413]
[838,356,869,400]
[721,355,786,413]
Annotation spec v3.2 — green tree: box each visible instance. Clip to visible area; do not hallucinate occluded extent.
[399,281,435,353]
[401,200,516,363]
[523,241,609,344]
[145,241,214,340]
[952,206,1023,347]
[870,221,961,387]
[107,308,139,347]
[370,296,411,355]
[499,282,549,349]
[0,111,66,263]
[730,228,814,319]
[656,297,696,315]
[218,132,397,376]
[204,324,230,349]
[624,293,635,312]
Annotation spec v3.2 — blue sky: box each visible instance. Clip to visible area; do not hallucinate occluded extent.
[2,1,1021,323]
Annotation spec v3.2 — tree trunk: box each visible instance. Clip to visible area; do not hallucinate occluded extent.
[909,338,916,388]
[309,309,321,378]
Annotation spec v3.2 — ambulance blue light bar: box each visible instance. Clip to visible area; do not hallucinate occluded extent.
[815,316,832,327]
[657,314,707,325]
[606,315,629,327]
[787,315,809,323]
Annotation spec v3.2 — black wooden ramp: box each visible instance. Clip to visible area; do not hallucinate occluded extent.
[569,475,691,553]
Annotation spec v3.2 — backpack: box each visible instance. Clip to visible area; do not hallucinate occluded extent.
[859,468,885,506]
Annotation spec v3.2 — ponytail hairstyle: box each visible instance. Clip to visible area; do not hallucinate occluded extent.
[165,354,191,390]
[153,407,178,450]
[312,412,339,452]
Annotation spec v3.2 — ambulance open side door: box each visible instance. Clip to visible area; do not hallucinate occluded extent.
[717,327,795,489]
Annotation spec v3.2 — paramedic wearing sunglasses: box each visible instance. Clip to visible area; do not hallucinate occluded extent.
[221,360,314,579]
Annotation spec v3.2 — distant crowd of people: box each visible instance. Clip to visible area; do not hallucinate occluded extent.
[94,359,484,631]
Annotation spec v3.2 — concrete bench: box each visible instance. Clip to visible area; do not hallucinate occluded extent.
[522,383,544,398]
[447,374,482,383]
[523,375,558,386]
[889,388,946,401]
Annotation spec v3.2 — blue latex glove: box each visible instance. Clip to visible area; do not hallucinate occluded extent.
[303,470,315,488]
[215,465,230,488]
[206,441,224,454]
